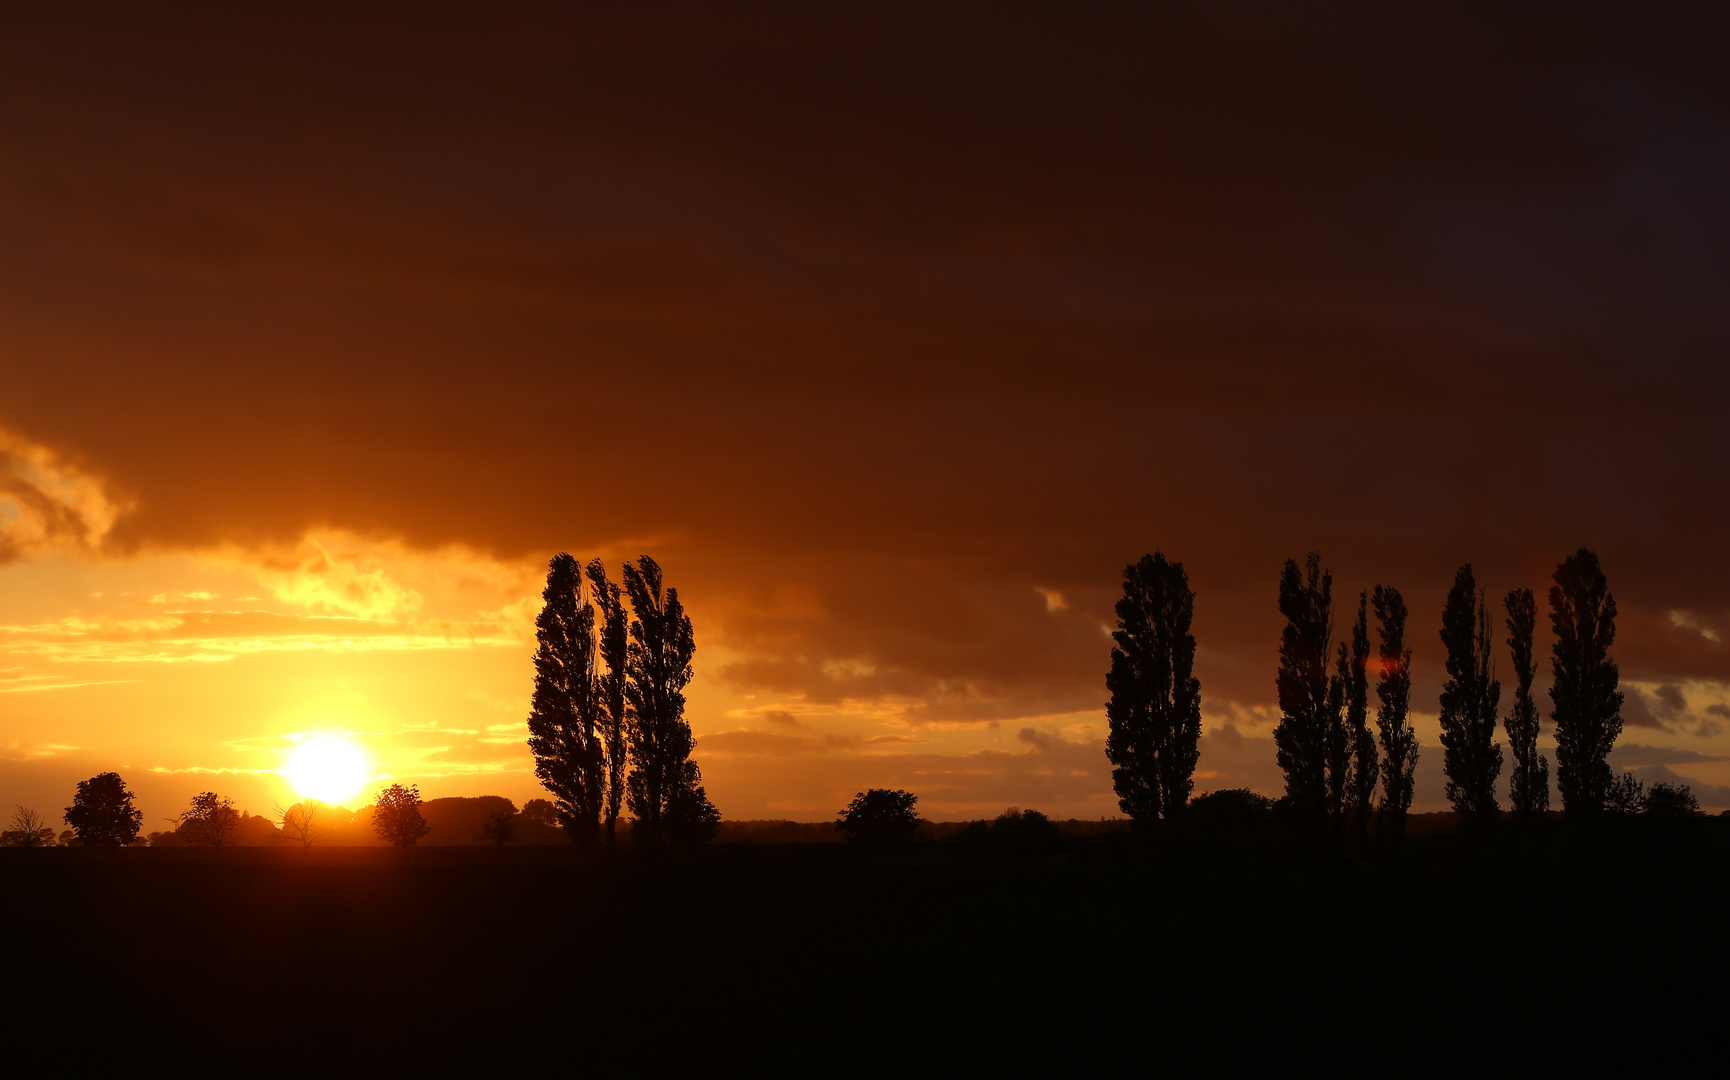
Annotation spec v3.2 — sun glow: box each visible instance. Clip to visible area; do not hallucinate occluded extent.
[283,736,370,804]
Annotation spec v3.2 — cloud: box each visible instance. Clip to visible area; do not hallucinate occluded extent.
[1611,744,1730,768]
[0,426,127,563]
[1625,766,1730,810]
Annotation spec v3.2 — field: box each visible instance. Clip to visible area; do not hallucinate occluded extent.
[5,824,1726,1072]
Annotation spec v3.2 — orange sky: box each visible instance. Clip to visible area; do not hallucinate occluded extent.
[4,6,1730,826]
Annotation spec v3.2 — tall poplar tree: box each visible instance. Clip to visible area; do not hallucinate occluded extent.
[1503,587,1549,816]
[525,553,607,848]
[622,556,719,845]
[586,559,629,846]
[1438,565,1502,821]
[1104,553,1202,826]
[1274,553,1335,827]
[1549,548,1623,817]
[1372,585,1417,838]
[1344,594,1377,831]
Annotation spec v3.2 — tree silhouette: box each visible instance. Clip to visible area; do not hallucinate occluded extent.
[526,553,607,849]
[1438,565,1502,822]
[477,809,517,848]
[1603,772,1646,815]
[1503,587,1549,817]
[586,558,630,847]
[521,798,557,827]
[1644,782,1699,818]
[1104,552,1202,827]
[372,784,431,850]
[1372,585,1418,839]
[2,806,56,847]
[180,792,245,847]
[837,789,922,846]
[1187,788,1276,836]
[1343,595,1377,835]
[64,772,142,847]
[275,801,330,852]
[622,556,719,846]
[1274,554,1336,829]
[1549,548,1624,818]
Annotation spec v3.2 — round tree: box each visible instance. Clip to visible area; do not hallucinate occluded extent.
[836,788,922,846]
[64,772,143,847]
[372,783,432,850]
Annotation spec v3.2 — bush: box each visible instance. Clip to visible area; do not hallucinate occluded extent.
[1188,789,1277,835]
[1644,782,1700,818]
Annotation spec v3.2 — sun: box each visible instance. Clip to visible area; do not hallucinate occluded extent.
[283,736,370,805]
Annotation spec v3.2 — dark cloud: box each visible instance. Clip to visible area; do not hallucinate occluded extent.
[1626,765,1730,810]
[2,4,1729,740]
[1611,744,1730,768]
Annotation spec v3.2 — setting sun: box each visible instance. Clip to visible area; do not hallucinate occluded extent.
[283,737,370,805]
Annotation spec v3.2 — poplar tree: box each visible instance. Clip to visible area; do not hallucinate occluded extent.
[1503,587,1549,816]
[1372,585,1417,838]
[525,553,607,848]
[1344,594,1377,832]
[1274,553,1335,827]
[586,559,629,846]
[1549,548,1623,817]
[1104,553,1202,826]
[622,556,719,845]
[1438,565,1502,821]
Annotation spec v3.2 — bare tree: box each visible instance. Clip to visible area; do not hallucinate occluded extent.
[275,801,330,852]
[180,792,245,847]
[2,806,57,847]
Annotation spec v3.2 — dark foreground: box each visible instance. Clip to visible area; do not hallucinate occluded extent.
[4,827,1726,1073]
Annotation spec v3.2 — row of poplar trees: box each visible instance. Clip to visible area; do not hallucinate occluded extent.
[526,553,720,848]
[1105,546,1625,832]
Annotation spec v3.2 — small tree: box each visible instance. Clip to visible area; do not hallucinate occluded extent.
[64,772,143,848]
[837,789,922,847]
[2,806,57,847]
[1549,548,1624,818]
[521,799,558,827]
[1603,772,1646,815]
[1373,585,1418,839]
[1644,783,1700,818]
[1104,552,1202,827]
[276,801,330,852]
[1438,565,1502,822]
[372,784,431,850]
[180,792,245,848]
[1503,588,1550,817]
[477,809,518,848]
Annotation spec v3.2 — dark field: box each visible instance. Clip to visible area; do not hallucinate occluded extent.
[5,828,1726,1073]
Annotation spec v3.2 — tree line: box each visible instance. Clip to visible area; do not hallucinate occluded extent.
[525,553,720,848]
[1105,546,1698,833]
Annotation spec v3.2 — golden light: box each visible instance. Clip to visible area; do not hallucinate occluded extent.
[283,736,370,805]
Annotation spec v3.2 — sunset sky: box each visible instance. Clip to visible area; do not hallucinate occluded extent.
[4,5,1730,826]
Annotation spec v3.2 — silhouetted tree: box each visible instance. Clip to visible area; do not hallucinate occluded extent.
[521,798,558,827]
[1187,788,1277,836]
[586,558,629,847]
[1438,565,1502,821]
[1373,585,1418,839]
[477,809,518,848]
[180,792,245,847]
[837,789,922,846]
[1549,548,1624,818]
[1503,588,1549,817]
[1274,554,1336,829]
[275,801,330,852]
[2,806,56,847]
[1603,772,1646,815]
[372,784,431,850]
[64,772,143,847]
[1104,552,1202,827]
[622,556,719,846]
[526,553,607,849]
[1344,595,1377,834]
[1644,782,1700,818]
